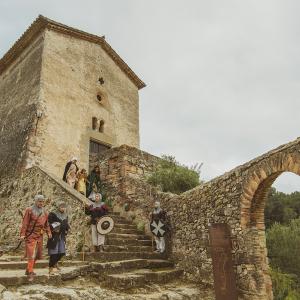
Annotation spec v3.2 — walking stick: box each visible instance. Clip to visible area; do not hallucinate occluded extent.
[152,234,154,251]
[82,230,86,262]
[82,201,86,262]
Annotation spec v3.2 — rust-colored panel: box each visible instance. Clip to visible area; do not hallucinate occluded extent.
[209,223,238,300]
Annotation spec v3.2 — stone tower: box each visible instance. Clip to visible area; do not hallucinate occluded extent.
[0,15,145,179]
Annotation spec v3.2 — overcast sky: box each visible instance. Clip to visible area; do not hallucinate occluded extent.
[1,0,300,192]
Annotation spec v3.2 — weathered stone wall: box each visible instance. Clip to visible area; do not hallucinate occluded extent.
[0,33,44,178]
[94,145,162,228]
[28,29,141,178]
[2,139,300,299]
[0,166,91,255]
[93,139,300,300]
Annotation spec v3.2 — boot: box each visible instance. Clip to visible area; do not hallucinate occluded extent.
[49,266,59,275]
[25,269,36,275]
[27,272,35,282]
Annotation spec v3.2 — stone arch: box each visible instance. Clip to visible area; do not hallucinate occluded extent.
[239,151,300,299]
[241,152,300,229]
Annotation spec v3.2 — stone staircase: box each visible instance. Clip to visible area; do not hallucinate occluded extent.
[0,211,182,292]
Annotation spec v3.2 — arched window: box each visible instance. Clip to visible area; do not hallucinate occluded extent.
[92,117,98,130]
[99,120,105,133]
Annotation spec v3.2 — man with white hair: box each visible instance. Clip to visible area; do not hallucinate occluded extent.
[20,194,52,281]
[150,201,167,253]
[63,156,79,183]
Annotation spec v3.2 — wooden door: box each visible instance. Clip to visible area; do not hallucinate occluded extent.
[209,223,238,300]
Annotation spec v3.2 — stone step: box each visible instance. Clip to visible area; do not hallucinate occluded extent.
[0,256,23,262]
[106,238,153,247]
[103,268,183,290]
[90,259,148,278]
[0,260,86,270]
[107,233,151,240]
[0,265,89,287]
[111,228,141,235]
[90,258,175,281]
[103,245,153,252]
[114,224,137,229]
[73,251,166,262]
[146,259,174,269]
[109,217,132,224]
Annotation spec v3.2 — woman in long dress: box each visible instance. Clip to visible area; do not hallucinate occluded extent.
[47,201,70,275]
[76,169,87,195]
[66,163,77,188]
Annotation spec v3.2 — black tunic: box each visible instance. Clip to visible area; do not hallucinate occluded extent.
[151,210,166,223]
[46,212,70,250]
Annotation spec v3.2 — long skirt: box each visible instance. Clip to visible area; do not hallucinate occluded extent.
[48,236,66,255]
[91,225,105,246]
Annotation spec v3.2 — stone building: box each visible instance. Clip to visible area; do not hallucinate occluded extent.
[0,15,145,179]
[2,15,300,300]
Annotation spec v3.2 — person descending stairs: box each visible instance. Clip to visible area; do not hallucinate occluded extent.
[0,208,182,291]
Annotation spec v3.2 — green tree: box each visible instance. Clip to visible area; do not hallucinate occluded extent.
[265,188,300,229]
[267,219,300,277]
[147,155,202,194]
[269,268,300,300]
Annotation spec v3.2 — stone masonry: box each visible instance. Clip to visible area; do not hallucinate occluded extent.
[1,137,300,300]
[88,139,300,300]
[0,15,145,180]
[2,14,300,300]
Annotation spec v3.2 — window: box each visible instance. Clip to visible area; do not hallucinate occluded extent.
[99,120,104,133]
[92,117,98,130]
[97,94,102,102]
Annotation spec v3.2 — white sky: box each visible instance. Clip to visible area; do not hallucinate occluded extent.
[1,0,300,193]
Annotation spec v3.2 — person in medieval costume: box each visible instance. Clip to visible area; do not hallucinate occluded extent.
[86,165,111,206]
[86,165,101,200]
[85,193,108,252]
[76,169,87,196]
[20,194,52,281]
[66,162,78,188]
[150,201,167,253]
[47,201,70,275]
[63,157,79,183]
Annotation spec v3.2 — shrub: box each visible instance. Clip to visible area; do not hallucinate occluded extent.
[269,268,300,300]
[267,219,300,277]
[147,155,202,194]
[137,221,145,232]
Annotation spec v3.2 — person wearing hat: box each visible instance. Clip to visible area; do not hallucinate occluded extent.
[85,193,108,252]
[20,194,52,281]
[63,156,79,183]
[46,201,70,275]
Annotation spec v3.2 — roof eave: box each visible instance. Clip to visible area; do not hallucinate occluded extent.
[0,15,146,90]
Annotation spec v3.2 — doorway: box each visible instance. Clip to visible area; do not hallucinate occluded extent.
[89,140,110,171]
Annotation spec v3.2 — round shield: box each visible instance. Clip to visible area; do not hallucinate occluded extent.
[96,216,114,235]
[150,220,166,237]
